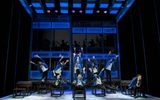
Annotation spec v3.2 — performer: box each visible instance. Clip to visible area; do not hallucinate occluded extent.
[52,74,63,87]
[73,74,86,88]
[88,56,98,74]
[53,55,69,79]
[92,68,106,91]
[128,74,146,98]
[30,55,49,82]
[105,55,118,85]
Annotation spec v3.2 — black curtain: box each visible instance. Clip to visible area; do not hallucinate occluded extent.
[119,0,160,97]
[0,0,32,97]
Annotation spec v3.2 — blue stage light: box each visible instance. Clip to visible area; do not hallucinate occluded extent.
[73,3,81,8]
[113,3,122,8]
[85,10,93,14]
[46,3,55,7]
[86,3,95,8]
[61,9,68,13]
[110,10,119,14]
[100,3,109,8]
[60,2,68,7]
[35,9,44,13]
[32,2,41,7]
[116,0,125,1]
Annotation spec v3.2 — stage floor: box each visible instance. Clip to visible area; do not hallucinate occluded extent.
[1,91,160,100]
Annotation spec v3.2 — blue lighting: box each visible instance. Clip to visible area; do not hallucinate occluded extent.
[85,10,94,14]
[32,2,41,7]
[72,27,117,34]
[87,27,102,33]
[32,51,70,58]
[72,27,87,33]
[86,3,95,8]
[61,9,68,13]
[113,3,122,8]
[117,0,135,22]
[73,3,81,8]
[110,10,119,14]
[19,0,32,17]
[32,22,70,29]
[100,3,109,8]
[46,3,55,7]
[60,2,68,7]
[35,9,44,13]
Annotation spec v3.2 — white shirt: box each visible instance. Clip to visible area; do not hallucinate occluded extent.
[106,63,113,71]
[93,68,98,73]
[96,77,102,85]
[40,65,48,72]
[55,67,62,74]
[77,79,83,86]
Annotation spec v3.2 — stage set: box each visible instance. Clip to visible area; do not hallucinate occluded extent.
[1,0,160,99]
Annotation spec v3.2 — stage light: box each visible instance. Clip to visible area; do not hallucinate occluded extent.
[73,3,81,8]
[96,10,100,13]
[47,10,51,13]
[72,10,75,13]
[60,2,68,7]
[86,10,93,14]
[104,10,107,14]
[35,9,44,13]
[46,3,55,8]
[55,10,58,13]
[32,2,41,7]
[61,9,68,13]
[110,10,118,14]
[113,3,122,8]
[86,3,95,8]
[100,3,109,8]
[79,10,83,13]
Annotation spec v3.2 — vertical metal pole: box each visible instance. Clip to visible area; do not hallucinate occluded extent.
[116,20,121,80]
[28,16,33,80]
[69,16,73,86]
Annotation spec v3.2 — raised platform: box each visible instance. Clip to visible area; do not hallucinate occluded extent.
[1,91,160,100]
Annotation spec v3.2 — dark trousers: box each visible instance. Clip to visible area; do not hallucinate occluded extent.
[134,86,145,97]
[42,70,48,81]
[106,69,111,85]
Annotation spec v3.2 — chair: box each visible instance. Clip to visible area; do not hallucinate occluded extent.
[92,85,106,96]
[72,85,86,100]
[50,83,64,97]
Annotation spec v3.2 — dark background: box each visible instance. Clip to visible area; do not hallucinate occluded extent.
[1,0,160,97]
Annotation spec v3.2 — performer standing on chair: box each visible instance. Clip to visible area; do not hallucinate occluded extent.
[30,55,49,82]
[105,55,118,85]
[53,55,69,79]
[73,47,83,77]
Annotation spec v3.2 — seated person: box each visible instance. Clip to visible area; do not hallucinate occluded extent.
[128,74,146,97]
[52,74,63,87]
[92,68,105,90]
[72,74,86,89]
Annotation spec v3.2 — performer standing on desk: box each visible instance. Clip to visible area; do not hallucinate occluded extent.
[30,55,49,82]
